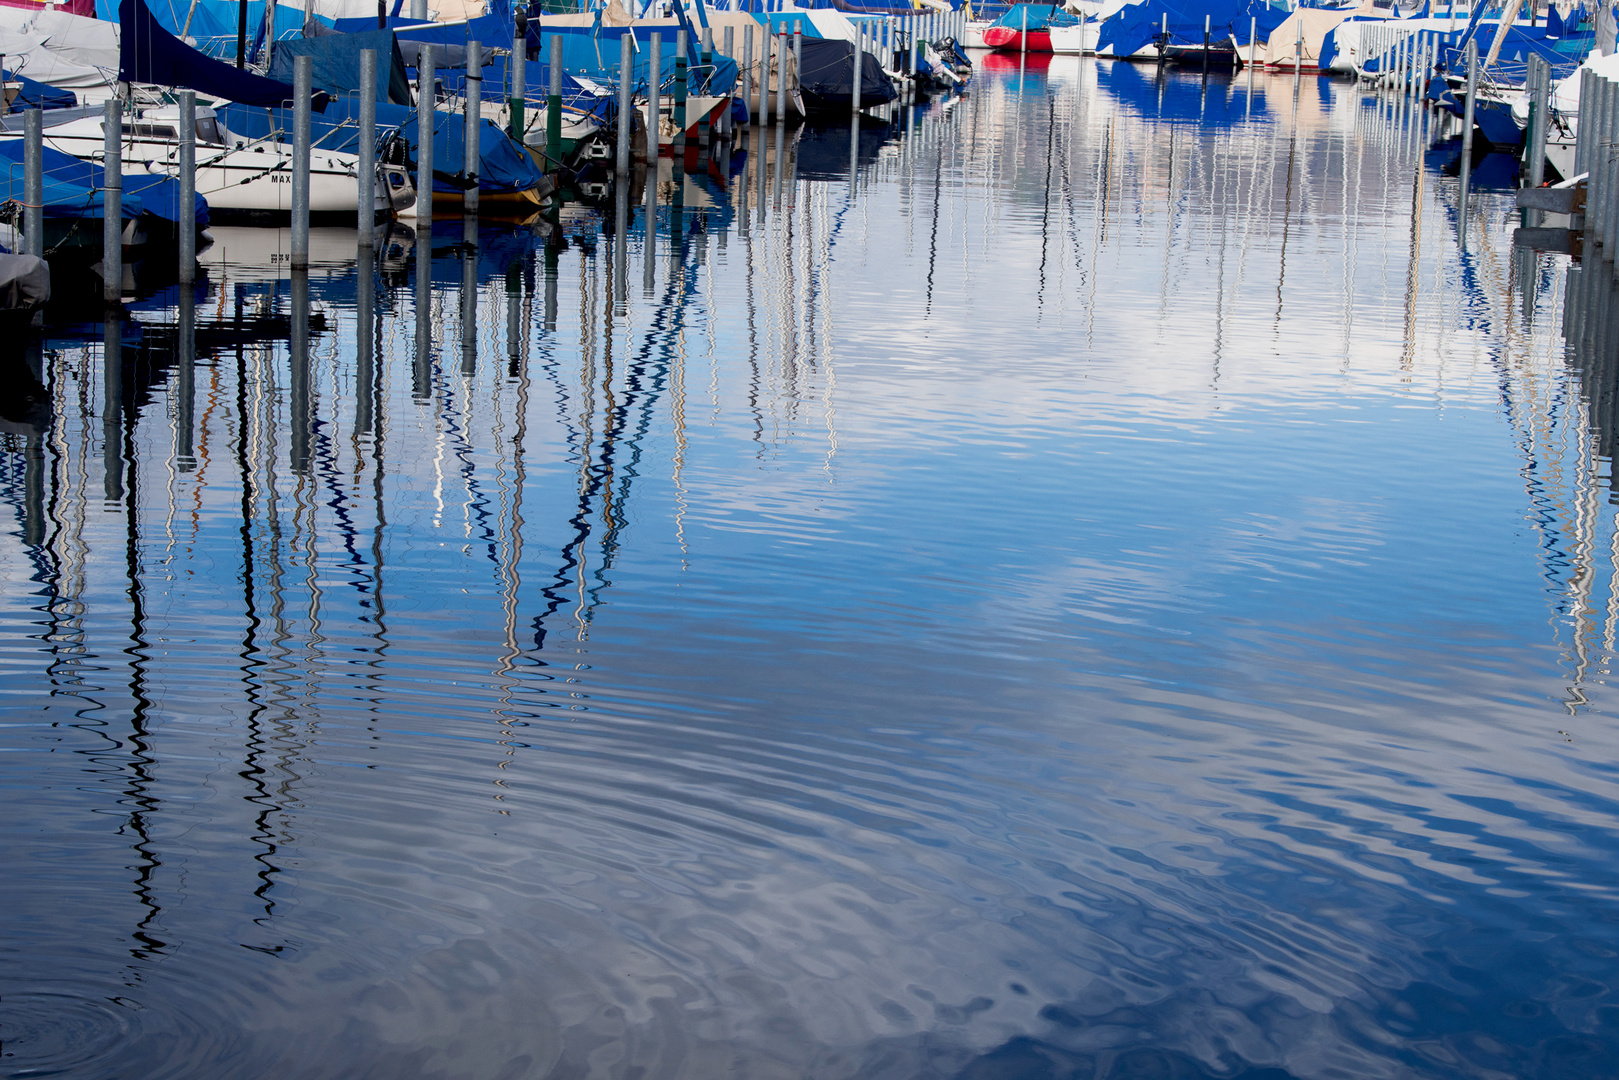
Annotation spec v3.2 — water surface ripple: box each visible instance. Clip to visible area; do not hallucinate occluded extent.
[4,59,1618,1080]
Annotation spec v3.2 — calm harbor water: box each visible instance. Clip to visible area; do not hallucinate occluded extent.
[5,58,1619,1080]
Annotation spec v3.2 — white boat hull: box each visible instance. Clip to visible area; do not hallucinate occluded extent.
[639,96,732,150]
[0,111,410,219]
[1049,22,1098,54]
[1546,136,1576,182]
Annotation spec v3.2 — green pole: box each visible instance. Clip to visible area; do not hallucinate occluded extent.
[673,28,688,157]
[546,34,562,169]
[510,11,526,142]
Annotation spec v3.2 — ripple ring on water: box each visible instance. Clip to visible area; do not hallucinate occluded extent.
[1,990,135,1077]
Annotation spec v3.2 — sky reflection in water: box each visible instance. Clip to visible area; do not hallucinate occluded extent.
[3,58,1619,1080]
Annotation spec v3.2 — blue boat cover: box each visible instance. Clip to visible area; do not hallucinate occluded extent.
[0,69,78,112]
[118,0,322,109]
[220,98,547,195]
[518,25,739,99]
[0,139,146,221]
[754,12,824,35]
[990,5,1080,31]
[322,11,737,102]
[268,29,416,107]
[1408,24,1593,82]
[1098,0,1288,56]
[1318,18,1352,70]
[1547,3,1587,37]
[100,0,332,59]
[14,141,203,225]
[398,13,516,50]
[331,15,436,34]
[727,0,966,8]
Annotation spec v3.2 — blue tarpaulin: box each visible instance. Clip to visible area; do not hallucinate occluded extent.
[0,69,78,112]
[99,0,332,58]
[13,143,206,225]
[1547,3,1586,37]
[296,17,619,128]
[756,12,826,35]
[1098,0,1289,56]
[220,98,547,195]
[1402,23,1595,82]
[268,28,416,107]
[517,25,740,99]
[118,0,321,109]
[990,5,1080,31]
[0,139,167,222]
[331,14,439,34]
[0,139,140,223]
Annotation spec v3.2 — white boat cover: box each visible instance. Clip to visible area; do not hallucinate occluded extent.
[1241,8,1354,67]
[800,10,858,41]
[22,8,119,70]
[0,8,116,94]
[0,27,106,89]
[1551,48,1619,114]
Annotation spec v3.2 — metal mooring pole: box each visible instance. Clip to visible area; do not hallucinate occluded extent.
[359,49,377,247]
[418,44,436,225]
[465,39,481,215]
[511,12,526,141]
[102,98,121,305]
[177,90,195,282]
[617,32,633,174]
[22,107,41,259]
[292,54,312,270]
[648,33,662,162]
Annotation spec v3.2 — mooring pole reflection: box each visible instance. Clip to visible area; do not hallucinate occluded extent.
[849,112,860,199]
[102,313,122,504]
[670,154,686,254]
[414,230,433,399]
[644,161,659,296]
[543,233,559,335]
[613,185,630,316]
[357,247,377,437]
[461,216,478,376]
[175,286,196,473]
[505,257,523,374]
[289,270,311,474]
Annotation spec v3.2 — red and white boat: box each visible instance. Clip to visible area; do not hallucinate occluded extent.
[978,4,1083,54]
[981,24,1055,51]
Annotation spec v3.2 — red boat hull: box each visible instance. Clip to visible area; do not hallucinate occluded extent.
[981,27,1054,52]
[979,50,1054,70]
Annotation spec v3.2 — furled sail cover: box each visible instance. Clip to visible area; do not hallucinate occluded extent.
[117,0,318,108]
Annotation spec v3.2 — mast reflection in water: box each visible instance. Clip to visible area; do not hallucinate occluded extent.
[4,60,1619,1080]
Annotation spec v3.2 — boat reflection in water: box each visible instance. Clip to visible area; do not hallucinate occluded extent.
[5,59,1619,1080]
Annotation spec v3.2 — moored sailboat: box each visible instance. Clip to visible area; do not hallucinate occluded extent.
[2,0,414,223]
[981,3,1079,52]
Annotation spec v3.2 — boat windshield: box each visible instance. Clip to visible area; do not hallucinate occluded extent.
[122,123,178,139]
[196,116,224,145]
